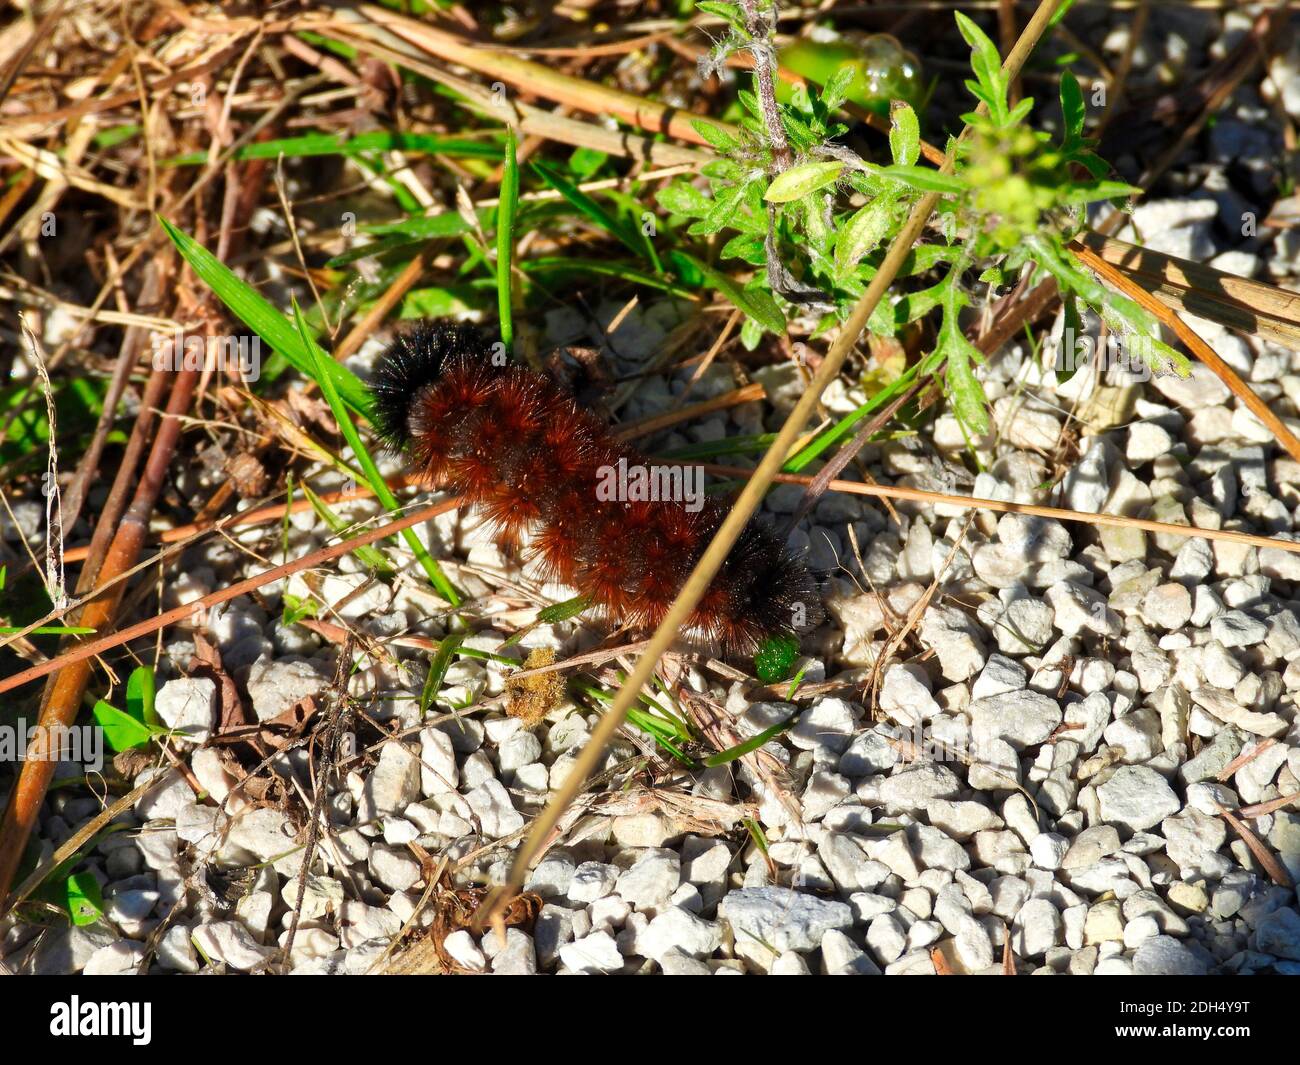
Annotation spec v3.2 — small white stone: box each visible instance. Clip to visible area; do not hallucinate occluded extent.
[568,861,619,904]
[1141,584,1193,631]
[865,913,908,964]
[490,929,538,974]
[83,940,146,976]
[969,689,1062,749]
[926,799,1002,840]
[1211,610,1268,648]
[1097,766,1182,832]
[590,894,632,932]
[154,677,217,743]
[498,731,542,773]
[1127,422,1174,465]
[368,845,422,892]
[878,763,962,811]
[919,608,987,681]
[614,849,681,909]
[418,727,458,796]
[443,929,486,971]
[1029,832,1069,870]
[879,664,939,726]
[157,924,199,973]
[191,921,275,972]
[955,913,994,971]
[245,656,329,722]
[971,654,1027,700]
[1045,582,1122,638]
[770,951,811,975]
[559,930,623,974]
[789,697,857,753]
[359,742,422,821]
[338,901,402,949]
[717,887,852,961]
[464,778,525,837]
[820,929,881,975]
[639,907,722,961]
[1012,898,1062,958]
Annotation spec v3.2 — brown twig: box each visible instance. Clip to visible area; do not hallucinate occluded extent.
[1071,239,1300,466]
[0,499,461,703]
[483,0,1069,923]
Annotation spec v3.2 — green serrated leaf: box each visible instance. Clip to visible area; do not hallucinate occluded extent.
[691,118,744,154]
[1059,70,1086,142]
[696,1,747,36]
[739,315,765,350]
[720,232,767,265]
[656,181,713,218]
[835,196,896,272]
[821,64,857,112]
[879,164,966,196]
[1062,180,1144,206]
[955,11,1007,123]
[763,161,844,203]
[889,101,920,167]
[938,276,991,435]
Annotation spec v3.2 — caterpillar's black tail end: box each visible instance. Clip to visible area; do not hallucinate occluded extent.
[369,320,497,450]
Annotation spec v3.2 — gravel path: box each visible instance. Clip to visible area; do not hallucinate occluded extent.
[3,5,1300,977]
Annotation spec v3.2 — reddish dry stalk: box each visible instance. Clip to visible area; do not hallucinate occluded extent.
[0,364,200,909]
[0,499,462,708]
[1071,239,1300,466]
[60,254,176,569]
[347,5,729,147]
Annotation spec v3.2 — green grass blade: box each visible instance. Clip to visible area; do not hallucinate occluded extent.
[291,298,460,606]
[497,126,519,352]
[704,716,795,767]
[782,362,923,473]
[521,257,696,298]
[300,482,395,574]
[162,130,503,167]
[157,217,372,417]
[420,633,466,717]
[531,160,648,261]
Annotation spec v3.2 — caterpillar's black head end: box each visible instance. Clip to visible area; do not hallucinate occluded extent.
[717,518,825,658]
[369,320,497,450]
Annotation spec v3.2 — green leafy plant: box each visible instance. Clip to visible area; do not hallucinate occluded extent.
[91,666,168,752]
[658,6,1189,434]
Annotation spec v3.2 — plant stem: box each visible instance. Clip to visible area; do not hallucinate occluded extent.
[739,0,792,171]
[484,0,1067,926]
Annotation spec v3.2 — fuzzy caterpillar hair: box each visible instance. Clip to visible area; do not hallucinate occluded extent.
[370,321,821,657]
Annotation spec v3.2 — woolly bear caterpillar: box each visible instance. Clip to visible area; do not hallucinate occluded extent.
[369,320,820,657]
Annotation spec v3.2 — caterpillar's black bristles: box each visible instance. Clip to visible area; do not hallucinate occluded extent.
[369,320,494,450]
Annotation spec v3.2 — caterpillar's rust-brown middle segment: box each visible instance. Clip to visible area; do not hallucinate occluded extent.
[370,321,818,655]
